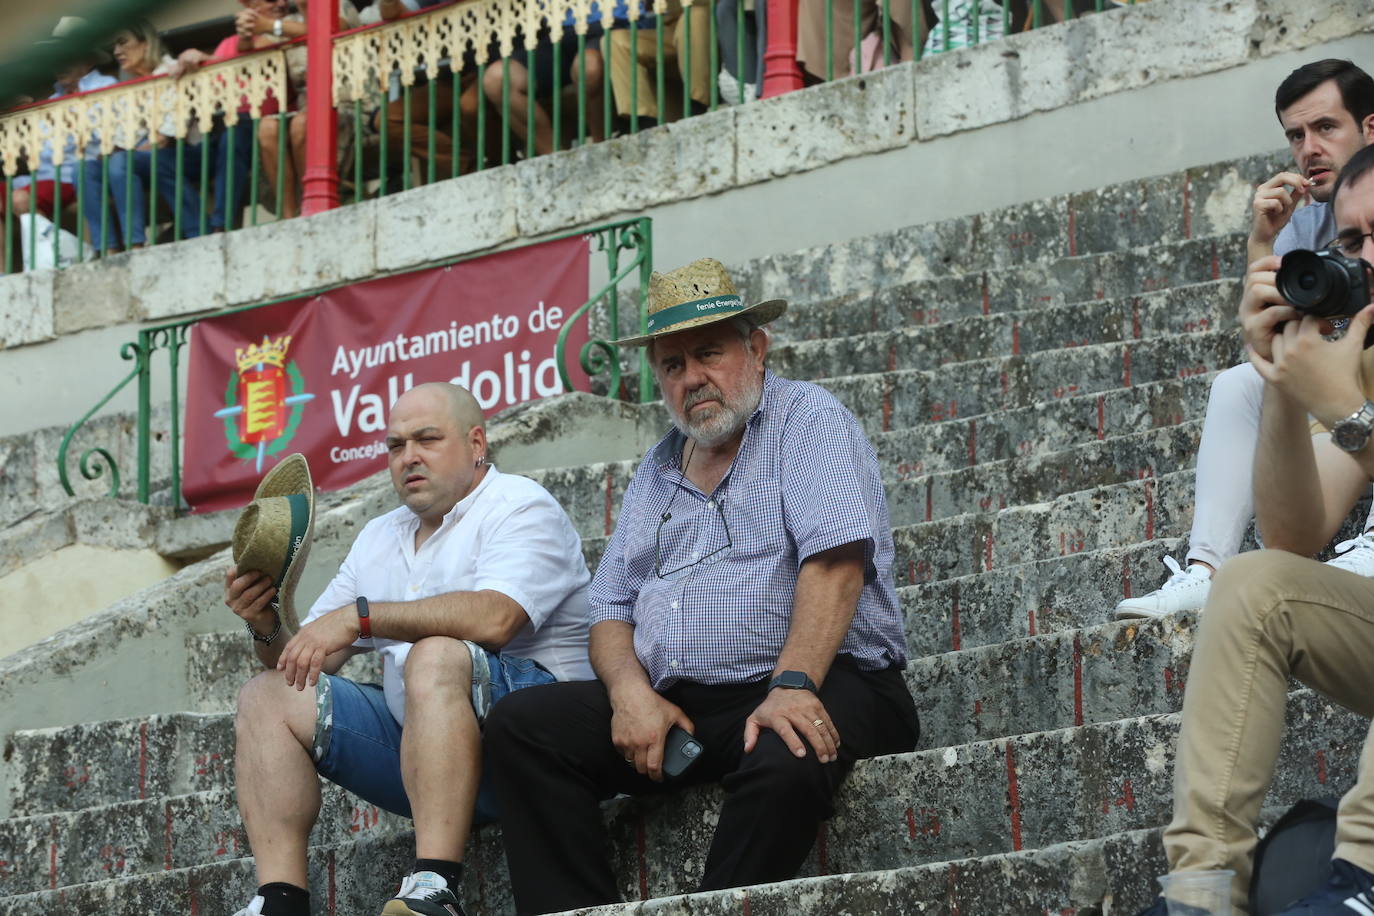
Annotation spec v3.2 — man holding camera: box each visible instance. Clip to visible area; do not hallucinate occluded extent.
[1116,59,1374,620]
[483,259,920,915]
[1137,144,1374,915]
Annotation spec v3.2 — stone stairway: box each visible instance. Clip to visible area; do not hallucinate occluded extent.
[4,147,1362,915]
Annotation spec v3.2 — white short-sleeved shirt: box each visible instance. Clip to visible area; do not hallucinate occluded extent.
[303,466,594,723]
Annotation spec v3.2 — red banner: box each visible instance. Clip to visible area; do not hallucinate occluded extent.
[183,235,590,513]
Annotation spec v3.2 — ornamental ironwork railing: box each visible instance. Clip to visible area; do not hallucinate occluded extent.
[56,216,653,505]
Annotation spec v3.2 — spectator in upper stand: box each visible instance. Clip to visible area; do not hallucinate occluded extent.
[921,0,1005,55]
[604,0,711,129]
[484,258,919,915]
[714,0,764,103]
[2,18,117,269]
[368,0,488,185]
[249,0,361,218]
[175,0,292,231]
[796,0,922,82]
[1115,59,1374,620]
[81,20,205,253]
[1134,143,1374,916]
[481,11,605,156]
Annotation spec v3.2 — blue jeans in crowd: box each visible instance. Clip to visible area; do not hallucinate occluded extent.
[81,117,253,251]
[81,143,206,252]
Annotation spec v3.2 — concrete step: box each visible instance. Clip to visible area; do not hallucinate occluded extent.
[902,537,1190,658]
[824,329,1239,441]
[184,631,385,715]
[735,148,1282,313]
[770,242,1241,348]
[910,614,1197,747]
[0,781,409,897]
[5,691,1350,913]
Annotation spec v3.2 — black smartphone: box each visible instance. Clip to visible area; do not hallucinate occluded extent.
[662,725,704,779]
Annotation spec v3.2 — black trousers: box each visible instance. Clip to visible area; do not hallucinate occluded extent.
[483,656,920,915]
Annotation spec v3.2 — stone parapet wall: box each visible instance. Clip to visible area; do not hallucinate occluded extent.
[0,0,1368,353]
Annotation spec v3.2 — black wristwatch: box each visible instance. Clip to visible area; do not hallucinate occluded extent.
[1330,400,1374,453]
[767,670,819,694]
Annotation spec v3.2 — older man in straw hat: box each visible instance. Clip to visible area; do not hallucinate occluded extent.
[485,258,920,914]
[223,383,594,916]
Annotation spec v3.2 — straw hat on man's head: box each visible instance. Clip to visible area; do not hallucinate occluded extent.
[40,17,114,66]
[231,453,316,635]
[612,258,787,347]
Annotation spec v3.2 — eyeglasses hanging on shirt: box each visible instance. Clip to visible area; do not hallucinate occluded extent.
[655,442,733,580]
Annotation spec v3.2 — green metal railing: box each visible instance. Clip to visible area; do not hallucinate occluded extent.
[56,216,654,505]
[3,0,1142,273]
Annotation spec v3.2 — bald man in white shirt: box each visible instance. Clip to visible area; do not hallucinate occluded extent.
[223,383,593,916]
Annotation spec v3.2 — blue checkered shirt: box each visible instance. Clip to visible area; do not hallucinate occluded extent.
[589,371,907,689]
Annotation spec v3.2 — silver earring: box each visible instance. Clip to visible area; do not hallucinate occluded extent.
[475,455,486,468]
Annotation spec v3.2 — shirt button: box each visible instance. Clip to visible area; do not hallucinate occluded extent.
[670,659,680,669]
[706,500,715,509]
[692,551,701,560]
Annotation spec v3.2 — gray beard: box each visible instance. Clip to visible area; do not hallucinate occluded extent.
[669,374,764,448]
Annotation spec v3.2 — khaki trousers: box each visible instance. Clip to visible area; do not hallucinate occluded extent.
[1163,549,1374,913]
[796,0,920,81]
[606,6,712,120]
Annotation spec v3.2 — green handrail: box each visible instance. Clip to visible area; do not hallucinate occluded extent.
[57,217,656,506]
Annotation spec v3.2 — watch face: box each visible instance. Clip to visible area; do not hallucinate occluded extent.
[777,671,806,689]
[1334,419,1371,452]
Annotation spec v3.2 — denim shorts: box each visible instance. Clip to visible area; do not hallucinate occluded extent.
[311,645,555,821]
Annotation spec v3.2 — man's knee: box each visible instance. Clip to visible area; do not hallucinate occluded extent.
[730,733,833,809]
[1207,550,1310,632]
[1208,363,1263,414]
[404,636,472,706]
[235,669,315,741]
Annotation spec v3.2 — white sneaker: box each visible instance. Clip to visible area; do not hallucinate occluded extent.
[1114,556,1212,619]
[1327,533,1374,576]
[718,70,743,105]
[381,871,467,915]
[234,898,266,916]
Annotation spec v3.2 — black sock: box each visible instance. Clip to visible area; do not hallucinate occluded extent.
[413,858,464,889]
[257,882,310,916]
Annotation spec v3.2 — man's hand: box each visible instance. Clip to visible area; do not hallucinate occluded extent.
[234,8,271,38]
[224,565,277,631]
[744,687,839,764]
[275,605,360,690]
[608,683,694,782]
[1240,255,1300,363]
[1252,303,1374,428]
[176,48,211,72]
[1251,171,1311,250]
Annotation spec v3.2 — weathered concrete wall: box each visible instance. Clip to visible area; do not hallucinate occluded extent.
[0,0,1369,437]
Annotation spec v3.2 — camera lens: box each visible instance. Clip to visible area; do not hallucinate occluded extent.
[1276,250,1340,315]
[683,742,700,758]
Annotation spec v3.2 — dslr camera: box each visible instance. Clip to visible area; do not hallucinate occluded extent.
[1276,247,1374,346]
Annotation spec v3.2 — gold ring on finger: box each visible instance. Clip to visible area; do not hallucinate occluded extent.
[812,719,825,729]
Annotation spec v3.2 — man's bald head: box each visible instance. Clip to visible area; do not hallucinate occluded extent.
[401,382,485,434]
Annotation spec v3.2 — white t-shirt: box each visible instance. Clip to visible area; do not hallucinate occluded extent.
[303,466,594,723]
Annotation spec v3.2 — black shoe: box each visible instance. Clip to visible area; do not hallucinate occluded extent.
[380,871,468,916]
[1276,858,1374,914]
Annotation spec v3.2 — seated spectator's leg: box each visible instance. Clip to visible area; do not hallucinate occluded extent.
[234,669,329,889]
[715,0,743,80]
[79,158,112,254]
[150,141,204,240]
[675,3,713,111]
[606,25,664,122]
[103,150,145,249]
[571,44,606,142]
[211,118,255,232]
[1187,363,1265,572]
[399,637,482,861]
[1116,363,1263,620]
[289,110,308,193]
[485,680,669,913]
[1162,550,1374,911]
[491,55,557,157]
[124,150,157,248]
[698,662,919,891]
[799,0,861,80]
[258,115,299,220]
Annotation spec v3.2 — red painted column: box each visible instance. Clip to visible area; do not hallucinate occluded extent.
[301,0,339,215]
[760,0,804,98]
